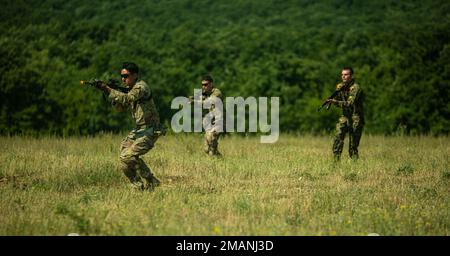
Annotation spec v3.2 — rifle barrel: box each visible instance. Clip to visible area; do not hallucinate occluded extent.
[80,80,93,86]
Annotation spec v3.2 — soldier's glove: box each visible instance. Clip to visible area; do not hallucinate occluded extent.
[92,80,103,89]
[93,80,109,92]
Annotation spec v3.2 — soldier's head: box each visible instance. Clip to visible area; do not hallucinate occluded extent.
[341,67,353,84]
[121,62,139,87]
[201,74,214,94]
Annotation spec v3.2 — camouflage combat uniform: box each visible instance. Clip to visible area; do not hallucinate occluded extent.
[331,80,364,160]
[109,80,161,190]
[202,87,223,156]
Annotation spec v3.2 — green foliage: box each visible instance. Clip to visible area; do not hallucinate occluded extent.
[0,0,449,135]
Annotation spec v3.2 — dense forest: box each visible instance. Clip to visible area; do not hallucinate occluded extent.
[1,0,449,136]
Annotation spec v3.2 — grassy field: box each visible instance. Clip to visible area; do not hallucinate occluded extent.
[0,133,449,235]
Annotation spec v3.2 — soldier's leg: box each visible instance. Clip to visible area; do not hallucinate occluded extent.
[348,126,354,158]
[210,132,221,156]
[136,158,160,190]
[332,116,349,160]
[203,133,210,154]
[205,131,221,156]
[129,134,160,190]
[349,116,364,159]
[119,137,143,189]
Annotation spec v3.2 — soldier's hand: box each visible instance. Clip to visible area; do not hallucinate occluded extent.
[95,81,106,89]
[326,99,336,104]
[93,80,109,92]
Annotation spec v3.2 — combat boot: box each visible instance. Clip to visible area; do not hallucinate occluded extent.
[349,150,359,160]
[333,154,341,162]
[130,180,144,190]
[208,148,222,157]
[212,151,222,158]
[143,175,161,191]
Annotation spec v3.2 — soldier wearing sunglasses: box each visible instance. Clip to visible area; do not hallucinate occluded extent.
[201,75,223,157]
[95,62,162,191]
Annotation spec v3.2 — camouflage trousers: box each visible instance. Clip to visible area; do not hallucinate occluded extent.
[332,115,364,160]
[204,131,221,156]
[119,128,158,189]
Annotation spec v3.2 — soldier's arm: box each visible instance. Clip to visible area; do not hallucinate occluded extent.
[325,84,343,107]
[202,88,223,105]
[108,83,150,107]
[189,95,206,104]
[202,95,220,106]
[334,85,361,108]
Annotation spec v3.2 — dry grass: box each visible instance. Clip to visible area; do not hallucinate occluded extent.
[0,134,449,235]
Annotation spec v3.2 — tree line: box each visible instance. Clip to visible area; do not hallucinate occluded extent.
[1,0,449,136]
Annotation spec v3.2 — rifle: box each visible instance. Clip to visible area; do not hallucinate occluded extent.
[154,124,167,136]
[188,93,207,103]
[317,83,349,112]
[80,78,130,94]
[318,90,339,111]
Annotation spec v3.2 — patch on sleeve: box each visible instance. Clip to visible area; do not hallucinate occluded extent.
[350,85,357,92]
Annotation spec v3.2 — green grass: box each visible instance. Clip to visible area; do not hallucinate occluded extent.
[0,134,449,235]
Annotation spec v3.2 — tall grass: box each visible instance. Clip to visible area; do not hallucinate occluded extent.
[0,134,449,235]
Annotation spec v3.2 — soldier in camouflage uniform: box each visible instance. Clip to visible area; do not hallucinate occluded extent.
[326,67,364,160]
[96,62,162,190]
[198,75,223,156]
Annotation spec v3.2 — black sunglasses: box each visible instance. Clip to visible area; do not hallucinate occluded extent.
[202,83,209,86]
[121,74,130,78]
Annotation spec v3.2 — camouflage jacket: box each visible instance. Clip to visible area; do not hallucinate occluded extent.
[204,88,223,109]
[333,80,364,118]
[108,80,160,129]
[203,87,223,132]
